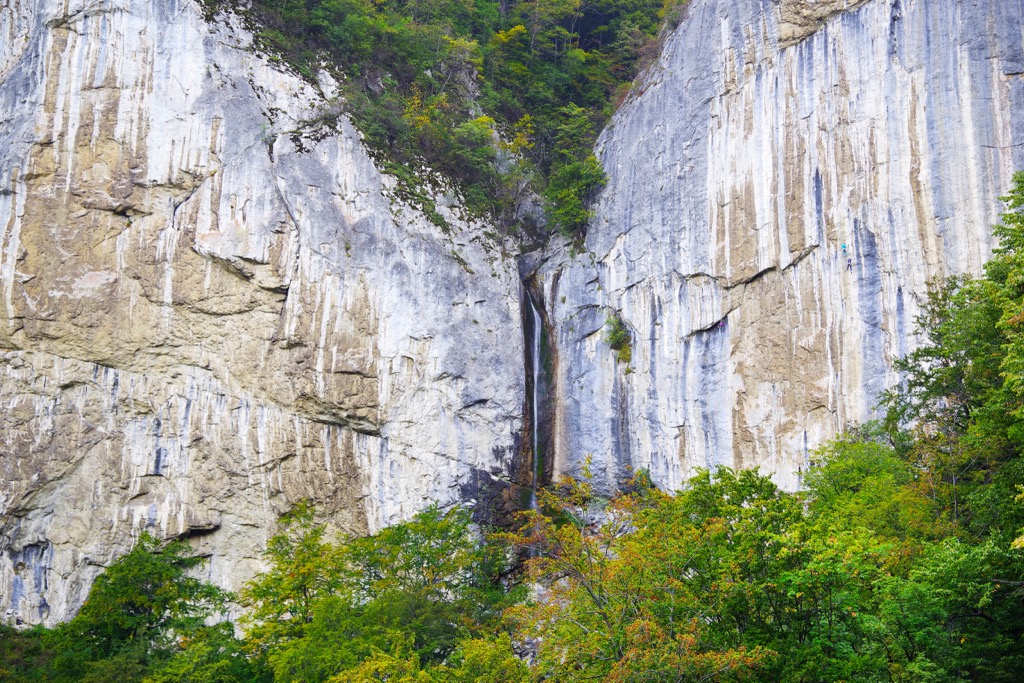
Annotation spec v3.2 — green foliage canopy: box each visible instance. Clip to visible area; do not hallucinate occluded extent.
[240,503,517,683]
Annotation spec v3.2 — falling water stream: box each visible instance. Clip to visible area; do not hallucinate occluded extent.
[526,289,542,510]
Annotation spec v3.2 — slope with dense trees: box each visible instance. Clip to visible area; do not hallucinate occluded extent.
[204,0,686,236]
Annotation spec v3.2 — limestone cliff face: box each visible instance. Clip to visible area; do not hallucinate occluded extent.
[537,0,1024,493]
[3,0,1023,627]
[0,0,525,624]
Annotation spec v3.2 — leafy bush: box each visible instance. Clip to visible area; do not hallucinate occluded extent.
[605,312,631,363]
[0,625,52,683]
[2,534,246,683]
[52,537,225,681]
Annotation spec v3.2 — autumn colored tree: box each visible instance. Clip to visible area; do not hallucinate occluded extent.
[507,470,772,682]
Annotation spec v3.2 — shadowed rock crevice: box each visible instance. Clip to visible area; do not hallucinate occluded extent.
[517,271,557,504]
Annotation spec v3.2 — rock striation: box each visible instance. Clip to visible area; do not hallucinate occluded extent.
[536,0,1024,493]
[3,0,1024,627]
[0,0,525,624]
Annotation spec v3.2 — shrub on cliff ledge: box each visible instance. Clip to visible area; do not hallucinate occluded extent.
[605,312,632,363]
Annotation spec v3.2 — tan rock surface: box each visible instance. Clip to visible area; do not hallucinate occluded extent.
[778,0,873,47]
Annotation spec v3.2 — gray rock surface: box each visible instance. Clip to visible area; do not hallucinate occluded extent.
[538,0,1024,493]
[0,0,525,625]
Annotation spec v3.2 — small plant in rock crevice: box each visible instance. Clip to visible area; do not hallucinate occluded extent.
[605,312,632,364]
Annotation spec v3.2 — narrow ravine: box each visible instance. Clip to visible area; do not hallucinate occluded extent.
[519,273,554,516]
[526,288,543,510]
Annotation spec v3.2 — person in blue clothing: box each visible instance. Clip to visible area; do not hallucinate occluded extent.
[847,257,853,271]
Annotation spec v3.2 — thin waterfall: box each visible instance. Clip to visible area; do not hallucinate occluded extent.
[527,290,542,510]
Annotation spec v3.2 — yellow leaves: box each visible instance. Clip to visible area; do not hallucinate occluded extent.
[464,115,496,139]
[659,0,689,19]
[500,115,535,156]
[443,35,483,71]
[402,89,431,130]
[566,47,588,63]
[402,88,450,130]
[1013,485,1024,550]
[1006,309,1024,327]
[492,24,527,45]
[327,644,433,683]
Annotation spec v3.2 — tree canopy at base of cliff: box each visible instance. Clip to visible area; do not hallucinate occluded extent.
[203,0,687,236]
[6,175,1024,681]
[4,440,1023,682]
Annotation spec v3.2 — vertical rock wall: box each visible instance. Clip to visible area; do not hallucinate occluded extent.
[539,0,1024,493]
[0,0,525,624]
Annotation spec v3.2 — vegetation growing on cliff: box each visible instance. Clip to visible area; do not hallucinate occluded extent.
[605,311,632,363]
[204,0,680,236]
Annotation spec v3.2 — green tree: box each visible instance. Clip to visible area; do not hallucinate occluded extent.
[805,428,940,544]
[47,533,229,682]
[240,503,516,683]
[803,426,1024,683]
[325,637,435,683]
[143,624,271,683]
[879,173,1024,533]
[239,502,347,655]
[0,625,53,682]
[880,276,1005,440]
[984,171,1024,430]
[439,635,530,683]
[542,103,607,235]
[875,537,1024,683]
